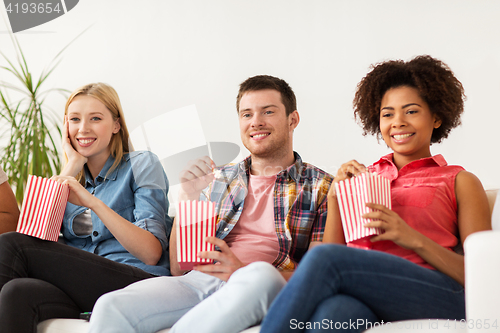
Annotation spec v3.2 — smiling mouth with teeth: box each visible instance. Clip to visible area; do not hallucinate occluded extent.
[392,133,414,140]
[251,133,270,138]
[78,138,96,144]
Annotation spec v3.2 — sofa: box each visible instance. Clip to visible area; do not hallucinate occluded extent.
[37,189,499,333]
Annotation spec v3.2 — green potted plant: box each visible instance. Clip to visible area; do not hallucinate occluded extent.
[0,35,73,204]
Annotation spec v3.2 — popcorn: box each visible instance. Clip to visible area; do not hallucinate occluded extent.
[213,168,222,179]
[176,200,217,270]
[334,172,391,246]
[17,175,69,241]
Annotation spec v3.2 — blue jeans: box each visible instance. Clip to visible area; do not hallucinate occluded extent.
[89,261,286,333]
[260,244,465,333]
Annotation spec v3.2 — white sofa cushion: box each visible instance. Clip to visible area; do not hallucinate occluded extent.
[37,319,262,333]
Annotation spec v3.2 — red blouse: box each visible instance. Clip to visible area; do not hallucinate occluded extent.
[366,154,464,269]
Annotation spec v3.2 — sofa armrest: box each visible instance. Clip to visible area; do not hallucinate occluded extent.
[464,230,500,331]
[488,189,499,230]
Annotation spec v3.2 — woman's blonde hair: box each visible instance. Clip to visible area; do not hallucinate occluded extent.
[64,83,133,184]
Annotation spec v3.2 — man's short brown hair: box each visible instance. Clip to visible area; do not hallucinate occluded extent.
[236,75,297,116]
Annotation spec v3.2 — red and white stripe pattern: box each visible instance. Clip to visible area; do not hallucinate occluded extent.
[334,172,391,244]
[17,175,69,241]
[176,200,217,270]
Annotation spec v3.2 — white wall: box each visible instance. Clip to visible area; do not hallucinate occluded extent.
[1,0,499,190]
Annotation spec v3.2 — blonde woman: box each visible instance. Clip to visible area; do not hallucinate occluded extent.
[0,83,172,333]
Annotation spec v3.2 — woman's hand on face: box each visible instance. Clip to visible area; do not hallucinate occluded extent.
[62,116,88,168]
[363,203,422,250]
[51,176,96,208]
[329,160,367,198]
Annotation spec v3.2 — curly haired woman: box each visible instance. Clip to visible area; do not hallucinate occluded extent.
[260,55,491,333]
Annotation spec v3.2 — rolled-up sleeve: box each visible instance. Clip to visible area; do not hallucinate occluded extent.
[310,176,333,242]
[130,151,172,251]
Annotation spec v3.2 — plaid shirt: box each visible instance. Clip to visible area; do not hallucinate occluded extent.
[201,152,333,271]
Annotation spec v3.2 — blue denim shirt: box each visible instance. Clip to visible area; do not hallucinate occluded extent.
[61,151,172,276]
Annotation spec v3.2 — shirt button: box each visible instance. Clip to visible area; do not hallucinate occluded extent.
[224,228,229,232]
[93,231,99,237]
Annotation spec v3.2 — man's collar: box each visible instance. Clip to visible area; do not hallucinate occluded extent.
[239,152,302,181]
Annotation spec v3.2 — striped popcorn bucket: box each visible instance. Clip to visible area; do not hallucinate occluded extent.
[176,200,217,270]
[17,175,69,241]
[334,172,391,248]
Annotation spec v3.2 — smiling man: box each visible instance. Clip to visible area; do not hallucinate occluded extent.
[89,75,333,333]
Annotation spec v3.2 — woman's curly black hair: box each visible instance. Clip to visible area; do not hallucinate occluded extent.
[353,55,465,144]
